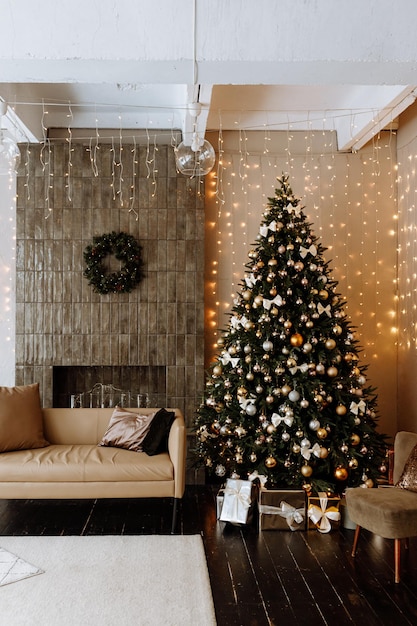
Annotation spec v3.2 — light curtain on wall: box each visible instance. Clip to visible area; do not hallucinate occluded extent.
[205,131,398,437]
[0,174,16,386]
[397,135,417,432]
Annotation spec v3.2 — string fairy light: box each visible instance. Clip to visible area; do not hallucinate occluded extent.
[129,136,139,220]
[117,115,124,206]
[39,101,53,218]
[65,102,73,202]
[110,136,117,200]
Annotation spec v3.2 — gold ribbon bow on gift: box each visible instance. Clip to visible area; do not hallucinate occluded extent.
[308,492,341,533]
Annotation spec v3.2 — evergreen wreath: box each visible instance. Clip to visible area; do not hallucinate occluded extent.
[83,231,144,294]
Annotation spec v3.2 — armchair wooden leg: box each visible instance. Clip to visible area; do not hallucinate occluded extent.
[352,524,361,557]
[395,539,401,583]
[171,497,180,534]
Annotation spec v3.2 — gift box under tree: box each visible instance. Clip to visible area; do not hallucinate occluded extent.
[258,489,306,531]
[307,492,341,533]
[219,478,257,525]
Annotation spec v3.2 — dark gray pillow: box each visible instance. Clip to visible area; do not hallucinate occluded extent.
[142,408,175,456]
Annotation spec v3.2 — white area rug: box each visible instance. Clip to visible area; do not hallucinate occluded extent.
[0,535,216,626]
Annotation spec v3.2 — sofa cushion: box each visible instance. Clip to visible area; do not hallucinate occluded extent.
[142,408,176,456]
[396,443,417,493]
[0,383,49,452]
[98,407,155,452]
[0,445,174,483]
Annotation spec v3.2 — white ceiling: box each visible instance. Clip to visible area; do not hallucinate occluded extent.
[1,0,417,152]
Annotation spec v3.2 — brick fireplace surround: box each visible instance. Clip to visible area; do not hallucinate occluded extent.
[15,142,205,428]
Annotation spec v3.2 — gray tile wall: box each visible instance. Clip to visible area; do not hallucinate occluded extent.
[15,142,205,426]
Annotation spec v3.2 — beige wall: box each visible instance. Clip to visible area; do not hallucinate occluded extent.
[205,130,398,439]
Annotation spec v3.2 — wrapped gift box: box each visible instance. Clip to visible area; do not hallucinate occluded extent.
[258,489,306,531]
[219,478,256,525]
[307,492,341,533]
[216,488,225,519]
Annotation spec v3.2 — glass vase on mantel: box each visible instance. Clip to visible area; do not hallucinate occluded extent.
[69,383,149,409]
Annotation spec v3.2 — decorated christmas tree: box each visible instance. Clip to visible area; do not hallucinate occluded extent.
[195,174,388,495]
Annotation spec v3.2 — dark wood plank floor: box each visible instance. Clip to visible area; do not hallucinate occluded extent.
[1,485,417,626]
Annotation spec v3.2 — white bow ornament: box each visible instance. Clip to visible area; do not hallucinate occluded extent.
[299,244,317,258]
[350,400,366,415]
[263,294,283,310]
[317,303,331,317]
[220,352,240,368]
[301,442,321,460]
[271,412,294,428]
[259,221,277,237]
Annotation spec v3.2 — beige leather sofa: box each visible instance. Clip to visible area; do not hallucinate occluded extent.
[0,407,186,533]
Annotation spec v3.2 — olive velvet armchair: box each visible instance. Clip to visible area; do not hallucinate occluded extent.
[345,431,417,583]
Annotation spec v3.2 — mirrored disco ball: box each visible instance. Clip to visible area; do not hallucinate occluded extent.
[175,140,216,177]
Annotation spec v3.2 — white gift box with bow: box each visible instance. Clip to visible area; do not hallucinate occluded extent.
[307,492,341,533]
[219,478,255,524]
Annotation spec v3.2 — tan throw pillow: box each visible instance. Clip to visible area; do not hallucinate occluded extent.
[396,443,417,492]
[0,383,49,452]
[98,407,155,452]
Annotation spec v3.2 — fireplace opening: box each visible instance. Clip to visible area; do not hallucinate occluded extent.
[53,366,167,408]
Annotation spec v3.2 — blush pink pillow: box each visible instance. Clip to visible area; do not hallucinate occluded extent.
[98,407,155,452]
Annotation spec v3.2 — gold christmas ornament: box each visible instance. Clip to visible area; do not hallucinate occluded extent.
[334,466,349,481]
[319,447,329,459]
[290,333,304,347]
[327,366,338,377]
[350,433,361,446]
[317,428,328,439]
[325,338,336,350]
[335,404,347,416]
[212,365,222,376]
[319,289,329,300]
[349,458,359,469]
[265,456,277,468]
[242,290,252,301]
[300,464,313,477]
